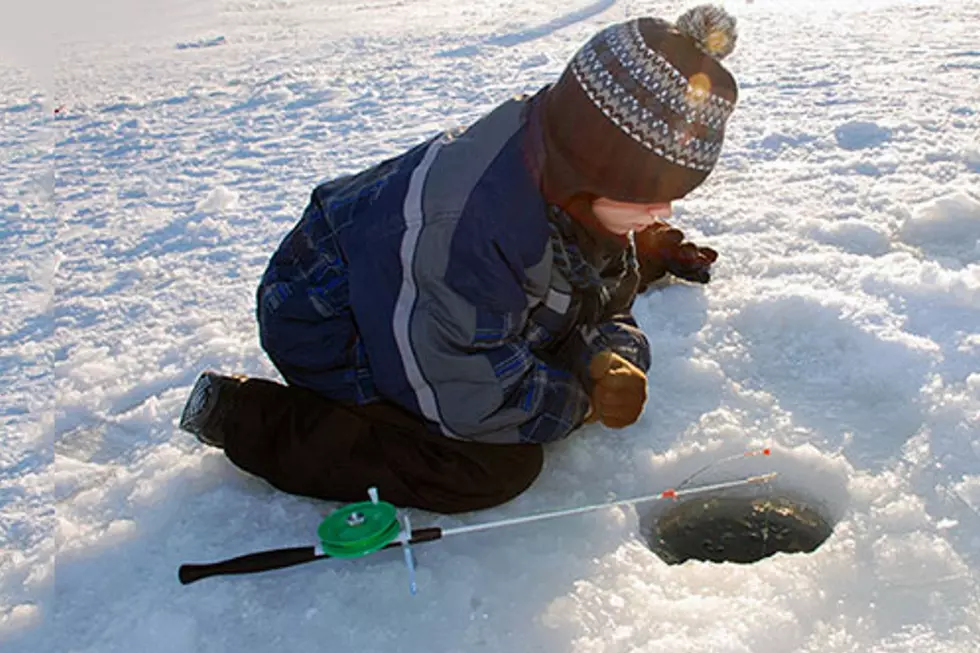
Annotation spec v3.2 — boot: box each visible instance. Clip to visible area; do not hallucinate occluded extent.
[178,371,246,448]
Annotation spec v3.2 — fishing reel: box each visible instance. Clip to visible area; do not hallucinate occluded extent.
[316,487,419,594]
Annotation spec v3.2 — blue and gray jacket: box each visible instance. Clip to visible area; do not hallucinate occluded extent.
[257,92,650,444]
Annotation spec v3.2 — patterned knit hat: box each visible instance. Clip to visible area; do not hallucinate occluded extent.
[541,5,739,206]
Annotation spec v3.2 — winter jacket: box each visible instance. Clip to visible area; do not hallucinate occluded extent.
[257,91,651,444]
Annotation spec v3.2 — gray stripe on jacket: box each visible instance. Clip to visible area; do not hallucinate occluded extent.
[405,100,548,441]
[395,136,449,431]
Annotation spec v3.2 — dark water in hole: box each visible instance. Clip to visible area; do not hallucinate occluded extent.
[644,496,834,565]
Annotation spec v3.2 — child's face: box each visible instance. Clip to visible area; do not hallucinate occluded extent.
[591,198,672,236]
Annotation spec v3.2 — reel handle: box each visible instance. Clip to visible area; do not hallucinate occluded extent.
[177,528,444,585]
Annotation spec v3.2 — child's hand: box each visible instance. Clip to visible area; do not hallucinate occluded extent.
[635,223,718,289]
[586,350,647,429]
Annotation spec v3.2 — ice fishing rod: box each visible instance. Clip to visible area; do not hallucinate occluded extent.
[178,466,777,591]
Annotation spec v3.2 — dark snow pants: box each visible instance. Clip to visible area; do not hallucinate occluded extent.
[220,378,544,514]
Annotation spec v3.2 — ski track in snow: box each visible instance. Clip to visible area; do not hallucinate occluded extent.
[2,0,980,651]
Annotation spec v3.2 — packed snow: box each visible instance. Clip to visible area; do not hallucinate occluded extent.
[2,0,978,651]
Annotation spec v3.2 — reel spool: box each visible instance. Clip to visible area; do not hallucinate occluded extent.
[317,492,401,559]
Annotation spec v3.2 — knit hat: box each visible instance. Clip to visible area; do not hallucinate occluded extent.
[541,5,739,206]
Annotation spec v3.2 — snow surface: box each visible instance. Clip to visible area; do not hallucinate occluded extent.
[2,0,979,651]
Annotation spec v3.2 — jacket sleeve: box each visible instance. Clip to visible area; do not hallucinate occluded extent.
[391,231,592,445]
[557,313,652,390]
[447,308,593,444]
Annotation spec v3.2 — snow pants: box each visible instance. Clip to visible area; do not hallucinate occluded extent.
[220,378,544,514]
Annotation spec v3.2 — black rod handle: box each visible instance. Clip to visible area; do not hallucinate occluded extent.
[177,527,443,585]
[179,546,322,585]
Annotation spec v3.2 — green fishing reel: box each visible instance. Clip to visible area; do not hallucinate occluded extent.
[317,488,403,559]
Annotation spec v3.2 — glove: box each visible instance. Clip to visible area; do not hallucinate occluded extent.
[585,350,647,429]
[634,223,718,290]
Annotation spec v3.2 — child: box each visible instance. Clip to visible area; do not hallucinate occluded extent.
[179,5,738,514]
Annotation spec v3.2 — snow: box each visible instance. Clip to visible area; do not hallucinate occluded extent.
[899,192,980,264]
[2,0,979,651]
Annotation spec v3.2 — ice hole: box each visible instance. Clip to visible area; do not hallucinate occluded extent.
[637,445,846,565]
[641,493,834,564]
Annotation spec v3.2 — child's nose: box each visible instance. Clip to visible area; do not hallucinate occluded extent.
[647,203,672,218]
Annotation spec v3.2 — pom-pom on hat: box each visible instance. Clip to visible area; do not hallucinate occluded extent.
[541,5,739,206]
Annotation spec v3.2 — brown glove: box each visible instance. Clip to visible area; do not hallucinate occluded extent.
[635,222,718,290]
[585,350,647,429]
